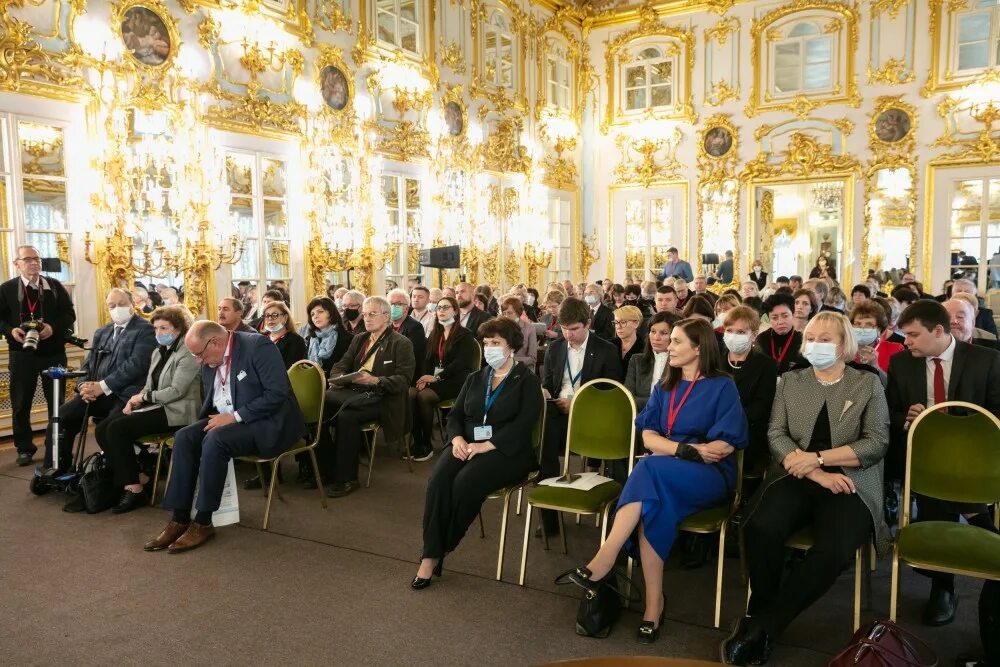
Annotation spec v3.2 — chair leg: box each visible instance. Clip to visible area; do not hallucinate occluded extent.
[308,448,327,509]
[519,505,533,586]
[714,525,727,629]
[515,487,523,515]
[261,461,279,530]
[478,512,486,538]
[496,491,512,582]
[150,443,165,506]
[541,516,550,551]
[600,504,612,544]
[737,522,748,585]
[889,550,900,623]
[436,408,447,448]
[863,544,873,611]
[853,546,863,632]
[558,512,568,555]
[365,429,378,488]
[403,434,413,474]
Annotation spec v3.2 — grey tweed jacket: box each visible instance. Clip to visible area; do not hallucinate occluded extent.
[758,365,892,555]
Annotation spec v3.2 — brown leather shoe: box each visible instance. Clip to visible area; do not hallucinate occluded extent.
[167,523,215,554]
[143,521,189,552]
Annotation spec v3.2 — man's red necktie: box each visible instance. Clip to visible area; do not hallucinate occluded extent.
[932,358,945,405]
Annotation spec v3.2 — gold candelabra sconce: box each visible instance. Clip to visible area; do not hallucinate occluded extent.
[963,70,1000,162]
[268,240,289,266]
[579,232,600,282]
[522,242,553,289]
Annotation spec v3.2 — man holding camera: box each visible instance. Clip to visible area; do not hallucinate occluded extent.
[0,245,77,466]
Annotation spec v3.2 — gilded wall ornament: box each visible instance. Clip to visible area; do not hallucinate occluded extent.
[535,8,584,125]
[867,58,914,85]
[482,117,530,174]
[696,114,740,279]
[930,71,1000,164]
[0,2,85,99]
[869,96,917,158]
[440,39,467,74]
[742,132,861,182]
[613,125,682,187]
[112,0,179,70]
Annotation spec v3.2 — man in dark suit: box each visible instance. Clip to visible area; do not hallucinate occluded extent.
[0,245,76,466]
[886,300,1000,627]
[539,297,624,535]
[217,297,258,335]
[388,288,427,379]
[145,321,306,554]
[456,282,490,337]
[946,296,998,350]
[45,288,155,472]
[582,283,615,341]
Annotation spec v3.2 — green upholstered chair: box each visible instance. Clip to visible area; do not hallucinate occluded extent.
[235,360,328,529]
[678,451,744,628]
[518,379,637,586]
[890,401,1000,621]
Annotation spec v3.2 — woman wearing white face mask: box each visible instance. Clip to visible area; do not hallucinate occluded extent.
[412,317,542,589]
[849,300,904,375]
[723,312,890,666]
[94,305,201,514]
[721,306,778,477]
[261,301,306,371]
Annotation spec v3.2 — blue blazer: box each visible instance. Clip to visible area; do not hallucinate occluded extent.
[81,315,156,403]
[198,332,306,457]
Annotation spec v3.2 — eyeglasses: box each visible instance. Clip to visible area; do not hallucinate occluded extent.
[263,312,284,320]
[193,336,217,359]
[16,256,41,263]
[613,320,638,326]
[362,311,387,318]
[436,304,453,312]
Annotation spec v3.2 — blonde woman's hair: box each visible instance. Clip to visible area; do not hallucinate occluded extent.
[723,305,761,333]
[614,304,643,323]
[804,311,858,360]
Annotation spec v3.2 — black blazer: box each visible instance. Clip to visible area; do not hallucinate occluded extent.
[589,304,615,342]
[446,362,542,463]
[624,352,662,412]
[976,307,998,338]
[0,275,76,355]
[749,271,768,290]
[425,323,479,400]
[614,335,644,374]
[460,307,491,338]
[755,328,810,375]
[542,334,623,398]
[394,315,427,380]
[272,331,307,370]
[724,349,778,467]
[885,340,1000,478]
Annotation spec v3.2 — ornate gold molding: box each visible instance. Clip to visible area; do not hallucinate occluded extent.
[867,58,914,85]
[470,0,529,112]
[742,132,861,182]
[862,153,917,278]
[704,16,739,46]
[696,113,740,277]
[0,1,86,99]
[869,95,917,160]
[613,125,682,187]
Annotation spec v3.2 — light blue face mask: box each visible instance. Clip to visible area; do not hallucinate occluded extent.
[483,346,508,370]
[853,327,879,347]
[428,303,438,312]
[155,333,176,347]
[390,304,406,321]
[803,341,839,370]
[584,294,598,306]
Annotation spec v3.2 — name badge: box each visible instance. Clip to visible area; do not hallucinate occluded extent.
[473,425,493,441]
[434,366,444,377]
[237,370,247,381]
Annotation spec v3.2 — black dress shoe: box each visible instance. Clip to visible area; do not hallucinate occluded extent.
[922,588,958,626]
[411,560,443,590]
[16,451,35,467]
[111,490,148,514]
[721,617,772,665]
[636,608,665,644]
[325,480,361,498]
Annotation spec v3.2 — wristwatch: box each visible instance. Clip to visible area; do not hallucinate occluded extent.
[816,453,825,467]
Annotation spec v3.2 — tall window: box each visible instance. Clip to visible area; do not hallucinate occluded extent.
[381,174,422,286]
[546,43,571,111]
[949,177,1000,293]
[955,0,1000,71]
[623,46,673,112]
[624,197,672,282]
[227,152,291,303]
[484,10,515,89]
[376,0,421,55]
[772,22,833,94]
[549,195,571,282]
[0,116,72,286]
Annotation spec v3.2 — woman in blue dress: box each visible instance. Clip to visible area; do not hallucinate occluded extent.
[563,318,748,644]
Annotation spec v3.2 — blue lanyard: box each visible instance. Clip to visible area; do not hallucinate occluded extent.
[565,350,583,388]
[484,368,508,423]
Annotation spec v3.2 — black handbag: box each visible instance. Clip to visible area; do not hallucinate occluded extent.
[77,452,117,514]
[555,567,634,638]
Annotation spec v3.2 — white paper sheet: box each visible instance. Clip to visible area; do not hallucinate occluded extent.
[537,471,615,491]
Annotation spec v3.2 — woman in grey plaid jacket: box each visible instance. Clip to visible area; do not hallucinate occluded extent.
[722,311,890,666]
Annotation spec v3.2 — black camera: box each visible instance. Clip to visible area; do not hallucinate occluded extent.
[20,320,43,352]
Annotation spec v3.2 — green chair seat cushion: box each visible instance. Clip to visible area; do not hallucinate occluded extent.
[361,421,380,431]
[897,521,1000,578]
[527,480,623,513]
[679,503,730,533]
[785,526,815,551]
[438,399,456,410]
[486,472,539,500]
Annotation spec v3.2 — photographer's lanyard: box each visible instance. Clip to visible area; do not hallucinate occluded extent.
[483,369,508,424]
[21,281,41,321]
[665,373,700,437]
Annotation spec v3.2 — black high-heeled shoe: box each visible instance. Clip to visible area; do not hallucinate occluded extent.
[636,607,665,644]
[554,566,602,596]
[410,560,443,590]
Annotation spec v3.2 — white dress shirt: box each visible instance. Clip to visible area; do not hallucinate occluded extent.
[559,333,589,399]
[212,336,240,419]
[925,335,956,408]
[651,351,669,394]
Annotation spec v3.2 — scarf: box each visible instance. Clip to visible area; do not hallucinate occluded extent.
[308,325,339,365]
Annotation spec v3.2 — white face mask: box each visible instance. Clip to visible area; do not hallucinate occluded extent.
[526,294,536,306]
[584,294,598,306]
[335,297,344,310]
[724,332,753,355]
[712,316,724,328]
[483,346,508,370]
[428,302,438,312]
[853,327,879,347]
[803,341,839,369]
[266,322,284,334]
[109,305,132,325]
[439,317,455,327]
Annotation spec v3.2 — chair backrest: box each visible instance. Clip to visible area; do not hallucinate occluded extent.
[903,401,1000,525]
[531,382,547,466]
[287,360,326,427]
[473,339,483,369]
[563,379,637,473]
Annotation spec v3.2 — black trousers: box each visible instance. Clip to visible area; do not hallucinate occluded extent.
[745,475,873,637]
[8,349,66,455]
[915,495,995,592]
[539,408,569,532]
[410,387,440,453]
[94,407,171,487]
[44,393,120,469]
[422,445,535,559]
[317,389,381,484]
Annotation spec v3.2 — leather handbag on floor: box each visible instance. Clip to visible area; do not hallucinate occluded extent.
[555,567,635,639]
[77,452,117,514]
[828,619,937,667]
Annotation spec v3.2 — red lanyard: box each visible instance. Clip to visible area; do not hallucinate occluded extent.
[547,318,557,331]
[666,373,699,436]
[216,334,234,389]
[22,281,40,318]
[437,334,445,362]
[770,332,795,365]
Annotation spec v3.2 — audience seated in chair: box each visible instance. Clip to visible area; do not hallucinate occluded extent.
[755,292,809,375]
[500,295,538,367]
[456,282,490,336]
[583,283,615,342]
[217,297,258,335]
[341,290,367,336]
[388,288,427,378]
[95,305,200,514]
[724,312,890,666]
[144,321,306,554]
[412,317,542,589]
[624,311,679,413]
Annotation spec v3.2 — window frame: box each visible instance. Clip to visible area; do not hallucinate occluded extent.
[380,171,424,286]
[375,0,423,57]
[952,3,1000,73]
[769,21,835,96]
[621,45,675,114]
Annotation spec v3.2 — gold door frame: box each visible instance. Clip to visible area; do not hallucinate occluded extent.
[608,180,690,283]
